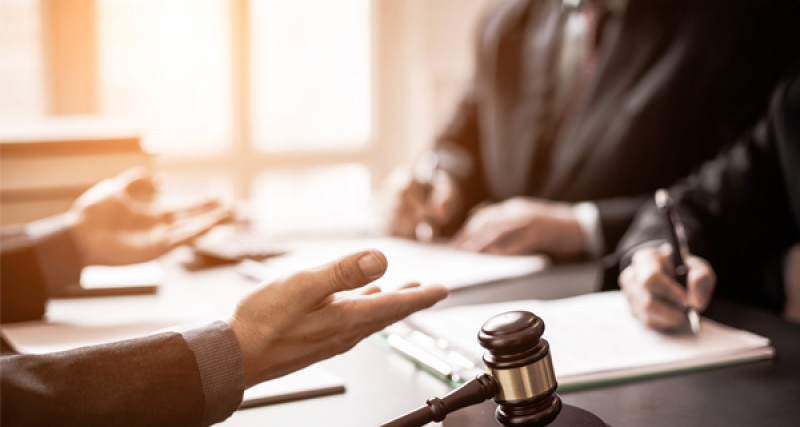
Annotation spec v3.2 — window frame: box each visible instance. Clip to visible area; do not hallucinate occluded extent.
[38,0,397,200]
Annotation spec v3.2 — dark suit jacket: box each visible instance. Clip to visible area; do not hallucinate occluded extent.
[1,332,207,426]
[617,65,800,312]
[434,0,797,251]
[0,221,242,425]
[1,219,82,323]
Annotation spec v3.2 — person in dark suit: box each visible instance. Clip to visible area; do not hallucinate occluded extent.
[617,66,800,330]
[0,170,448,425]
[390,0,796,260]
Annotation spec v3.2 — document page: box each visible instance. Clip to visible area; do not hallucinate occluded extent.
[400,291,773,389]
[241,236,549,291]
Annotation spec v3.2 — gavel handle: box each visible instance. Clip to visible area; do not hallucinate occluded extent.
[381,374,499,427]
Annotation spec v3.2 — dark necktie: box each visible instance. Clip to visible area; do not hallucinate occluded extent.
[527,0,609,192]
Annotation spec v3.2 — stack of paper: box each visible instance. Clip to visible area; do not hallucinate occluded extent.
[397,291,774,389]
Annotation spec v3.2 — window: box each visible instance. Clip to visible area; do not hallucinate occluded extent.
[0,1,486,230]
[0,0,46,119]
[1,0,378,231]
[97,0,233,154]
[250,0,371,152]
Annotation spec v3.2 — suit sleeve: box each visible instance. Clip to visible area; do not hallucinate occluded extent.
[1,215,84,323]
[430,5,506,235]
[1,322,245,426]
[615,68,800,311]
[593,195,651,256]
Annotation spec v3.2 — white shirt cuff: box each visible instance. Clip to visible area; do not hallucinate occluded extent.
[573,202,605,258]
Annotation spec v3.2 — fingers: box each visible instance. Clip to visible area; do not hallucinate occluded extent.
[157,199,230,222]
[686,256,716,311]
[620,266,687,330]
[390,174,458,240]
[620,246,692,331]
[118,168,158,202]
[300,250,389,300]
[359,285,382,296]
[161,205,232,250]
[366,284,449,318]
[294,283,449,338]
[389,180,428,238]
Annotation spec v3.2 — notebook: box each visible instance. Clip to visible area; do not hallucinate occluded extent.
[384,291,774,389]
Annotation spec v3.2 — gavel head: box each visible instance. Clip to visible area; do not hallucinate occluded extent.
[479,311,562,427]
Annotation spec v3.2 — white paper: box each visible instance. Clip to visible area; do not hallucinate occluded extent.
[239,236,549,291]
[404,291,774,388]
[80,262,165,289]
[0,295,217,354]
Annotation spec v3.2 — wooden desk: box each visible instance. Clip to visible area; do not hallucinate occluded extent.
[216,260,598,426]
[216,260,800,426]
[5,254,795,426]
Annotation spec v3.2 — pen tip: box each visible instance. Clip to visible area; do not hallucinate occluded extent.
[688,309,701,335]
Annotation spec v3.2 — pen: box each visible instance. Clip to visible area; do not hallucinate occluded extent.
[654,189,700,334]
[383,322,480,385]
[414,152,440,242]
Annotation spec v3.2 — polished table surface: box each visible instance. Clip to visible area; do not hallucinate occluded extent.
[5,252,797,426]
[217,259,800,426]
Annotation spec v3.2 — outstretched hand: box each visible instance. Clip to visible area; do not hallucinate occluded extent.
[389,170,463,241]
[229,250,449,387]
[69,168,233,266]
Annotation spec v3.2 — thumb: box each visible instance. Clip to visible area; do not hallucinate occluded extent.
[119,168,157,201]
[304,250,388,299]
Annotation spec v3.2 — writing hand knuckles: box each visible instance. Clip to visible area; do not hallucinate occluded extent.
[641,293,661,313]
[641,274,663,294]
[642,317,662,331]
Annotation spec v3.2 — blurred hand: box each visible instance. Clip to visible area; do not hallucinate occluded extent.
[619,243,716,331]
[450,197,585,257]
[69,168,232,266]
[389,170,463,241]
[228,250,449,387]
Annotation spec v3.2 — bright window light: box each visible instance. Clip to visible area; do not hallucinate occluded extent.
[249,0,372,151]
[250,164,376,234]
[0,0,45,119]
[97,0,233,154]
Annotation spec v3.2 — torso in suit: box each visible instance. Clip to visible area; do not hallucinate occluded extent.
[434,0,797,250]
[618,65,800,312]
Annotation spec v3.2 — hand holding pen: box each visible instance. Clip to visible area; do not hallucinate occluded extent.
[618,190,717,333]
[388,152,463,242]
[654,189,701,333]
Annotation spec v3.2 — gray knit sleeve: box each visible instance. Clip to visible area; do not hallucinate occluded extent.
[181,321,246,425]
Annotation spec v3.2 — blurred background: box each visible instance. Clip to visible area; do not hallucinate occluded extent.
[0,0,490,233]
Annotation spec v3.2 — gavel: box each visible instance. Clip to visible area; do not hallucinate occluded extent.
[382,311,564,427]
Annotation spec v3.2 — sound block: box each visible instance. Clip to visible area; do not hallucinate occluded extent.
[443,401,606,427]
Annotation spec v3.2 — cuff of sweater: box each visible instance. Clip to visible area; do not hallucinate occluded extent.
[182,321,246,426]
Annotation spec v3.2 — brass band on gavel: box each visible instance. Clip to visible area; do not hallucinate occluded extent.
[488,347,557,401]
